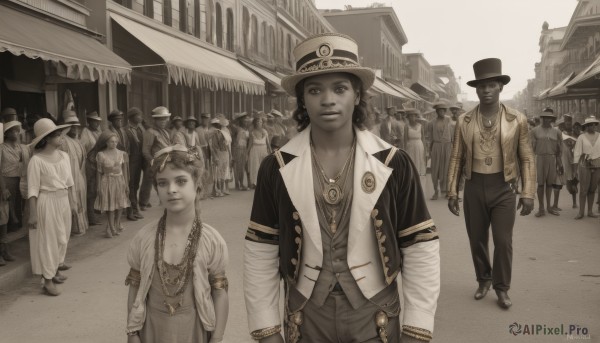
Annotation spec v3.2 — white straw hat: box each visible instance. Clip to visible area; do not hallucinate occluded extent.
[3,121,21,133]
[29,118,70,147]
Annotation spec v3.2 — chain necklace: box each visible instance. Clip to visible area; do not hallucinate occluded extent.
[154,213,203,316]
[312,149,355,234]
[310,138,356,206]
[477,106,501,166]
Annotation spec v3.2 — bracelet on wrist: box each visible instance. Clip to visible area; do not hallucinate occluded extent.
[250,325,281,340]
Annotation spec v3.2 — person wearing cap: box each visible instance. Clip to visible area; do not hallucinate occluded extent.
[195,113,213,199]
[27,118,74,296]
[379,105,404,149]
[561,134,579,209]
[59,112,88,238]
[141,106,173,209]
[1,107,18,123]
[108,110,130,153]
[80,111,103,154]
[530,108,563,217]
[426,100,453,200]
[170,115,186,146]
[231,112,250,190]
[573,116,600,219]
[449,104,461,122]
[0,121,27,265]
[447,58,535,310]
[208,116,230,197]
[125,108,146,221]
[403,109,427,176]
[244,33,439,343]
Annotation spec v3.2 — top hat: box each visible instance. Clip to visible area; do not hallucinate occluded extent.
[29,118,70,147]
[127,107,143,118]
[86,111,102,121]
[433,100,449,110]
[466,58,511,87]
[582,116,599,127]
[108,110,123,121]
[3,121,21,133]
[152,106,171,118]
[281,33,375,96]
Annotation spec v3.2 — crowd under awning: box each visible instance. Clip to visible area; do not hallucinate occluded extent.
[547,72,576,98]
[410,81,438,98]
[371,77,409,100]
[387,82,424,102]
[239,60,286,94]
[0,5,131,84]
[536,86,553,100]
[111,13,265,95]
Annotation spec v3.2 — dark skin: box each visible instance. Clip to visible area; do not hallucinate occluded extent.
[88,120,101,131]
[448,79,534,216]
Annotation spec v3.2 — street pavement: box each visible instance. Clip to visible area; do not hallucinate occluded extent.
[0,176,598,343]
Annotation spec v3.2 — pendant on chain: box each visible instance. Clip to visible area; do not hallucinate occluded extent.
[323,183,343,205]
[485,157,492,166]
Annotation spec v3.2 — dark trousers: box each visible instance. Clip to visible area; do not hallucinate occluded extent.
[286,283,400,342]
[129,158,143,213]
[3,177,22,229]
[464,172,516,292]
[139,160,153,206]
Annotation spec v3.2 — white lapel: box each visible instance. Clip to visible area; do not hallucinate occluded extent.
[347,130,393,270]
[279,128,322,256]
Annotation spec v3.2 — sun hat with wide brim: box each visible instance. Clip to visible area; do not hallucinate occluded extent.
[466,58,511,87]
[233,112,248,121]
[86,111,102,121]
[3,121,21,133]
[152,106,171,118]
[582,116,600,127]
[281,33,375,96]
[29,118,70,147]
[432,100,450,110]
[63,115,81,126]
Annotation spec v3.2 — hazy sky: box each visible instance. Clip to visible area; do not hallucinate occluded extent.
[315,0,577,101]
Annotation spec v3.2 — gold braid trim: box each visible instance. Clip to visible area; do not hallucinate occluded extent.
[210,274,229,291]
[250,325,282,340]
[249,221,279,235]
[403,325,432,341]
[125,268,141,288]
[398,219,435,238]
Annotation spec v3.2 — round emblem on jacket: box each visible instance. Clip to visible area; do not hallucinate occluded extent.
[361,171,376,193]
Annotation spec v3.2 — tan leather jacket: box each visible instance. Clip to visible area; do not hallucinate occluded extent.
[447,104,536,199]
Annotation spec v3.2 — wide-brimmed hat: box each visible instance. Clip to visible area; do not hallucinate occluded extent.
[86,111,102,121]
[404,108,422,117]
[210,118,220,124]
[108,110,123,121]
[449,103,461,110]
[29,118,70,147]
[64,115,81,126]
[433,100,449,110]
[281,33,375,96]
[152,106,171,118]
[233,112,248,121]
[562,113,573,118]
[582,116,599,127]
[540,107,556,118]
[1,107,17,118]
[466,58,511,87]
[200,112,211,119]
[555,118,565,126]
[171,116,183,122]
[562,135,576,142]
[270,109,283,117]
[184,116,198,123]
[3,121,21,133]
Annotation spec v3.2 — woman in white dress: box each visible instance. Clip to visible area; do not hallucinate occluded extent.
[404,109,427,176]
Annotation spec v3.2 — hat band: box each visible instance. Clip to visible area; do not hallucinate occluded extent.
[296,50,358,71]
[298,57,360,75]
[474,72,506,81]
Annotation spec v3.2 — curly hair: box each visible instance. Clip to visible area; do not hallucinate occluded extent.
[291,73,369,132]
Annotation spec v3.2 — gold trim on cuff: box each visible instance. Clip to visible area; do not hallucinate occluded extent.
[249,221,279,235]
[250,325,282,340]
[403,325,432,341]
[398,219,435,238]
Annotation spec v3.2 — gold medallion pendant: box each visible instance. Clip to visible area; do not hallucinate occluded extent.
[323,183,343,205]
[361,171,376,193]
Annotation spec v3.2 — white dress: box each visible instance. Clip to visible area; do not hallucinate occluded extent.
[405,123,426,175]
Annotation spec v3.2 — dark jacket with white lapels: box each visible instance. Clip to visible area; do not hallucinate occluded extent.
[244,126,440,338]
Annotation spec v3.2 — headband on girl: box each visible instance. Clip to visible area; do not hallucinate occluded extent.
[151,144,203,172]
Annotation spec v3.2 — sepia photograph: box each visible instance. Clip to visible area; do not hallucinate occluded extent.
[0,0,598,342]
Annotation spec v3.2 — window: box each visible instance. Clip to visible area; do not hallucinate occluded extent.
[251,15,258,54]
[164,0,172,26]
[226,8,234,52]
[206,0,213,43]
[179,0,188,32]
[261,22,268,56]
[242,7,250,55]
[270,26,276,62]
[144,0,154,18]
[194,0,201,37]
[216,3,223,48]
[287,33,292,66]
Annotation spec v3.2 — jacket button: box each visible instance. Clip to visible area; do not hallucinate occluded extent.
[375,219,383,228]
[371,209,379,218]
[295,237,301,244]
[292,212,300,220]
[295,225,302,234]
[291,258,297,266]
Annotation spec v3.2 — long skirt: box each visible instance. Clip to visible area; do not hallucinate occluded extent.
[30,190,71,279]
[70,170,88,235]
[430,142,452,191]
[248,144,269,186]
[406,139,426,176]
